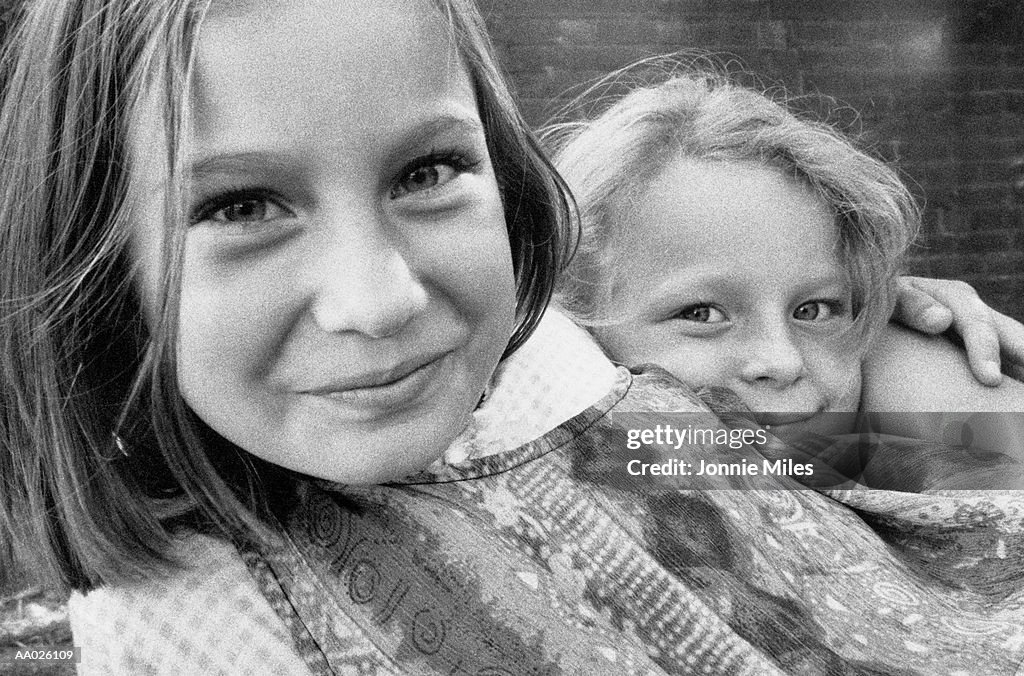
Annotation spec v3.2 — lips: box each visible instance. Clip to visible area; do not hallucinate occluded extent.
[753,411,820,427]
[301,351,451,396]
[753,409,859,444]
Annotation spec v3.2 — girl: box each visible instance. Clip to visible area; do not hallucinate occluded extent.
[548,67,1024,470]
[1,1,1022,674]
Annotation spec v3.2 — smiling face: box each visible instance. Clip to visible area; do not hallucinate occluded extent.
[595,158,862,436]
[130,0,515,483]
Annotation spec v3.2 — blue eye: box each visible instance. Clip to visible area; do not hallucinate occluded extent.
[679,304,727,323]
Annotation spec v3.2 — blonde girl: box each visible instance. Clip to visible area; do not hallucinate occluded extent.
[549,66,1024,461]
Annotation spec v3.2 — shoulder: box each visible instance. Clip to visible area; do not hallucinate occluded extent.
[69,534,310,675]
[862,324,1024,468]
[862,323,1024,412]
[468,307,620,452]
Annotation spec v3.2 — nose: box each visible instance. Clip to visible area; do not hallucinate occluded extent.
[309,214,428,338]
[738,322,806,388]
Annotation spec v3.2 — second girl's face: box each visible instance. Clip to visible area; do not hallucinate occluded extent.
[131,0,515,483]
[595,159,862,437]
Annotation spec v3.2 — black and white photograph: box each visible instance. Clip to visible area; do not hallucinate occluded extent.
[1,0,1023,674]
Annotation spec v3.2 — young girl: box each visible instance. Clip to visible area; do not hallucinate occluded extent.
[548,66,1024,473]
[1,2,1022,674]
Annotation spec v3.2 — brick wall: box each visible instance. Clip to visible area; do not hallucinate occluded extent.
[479,0,1024,321]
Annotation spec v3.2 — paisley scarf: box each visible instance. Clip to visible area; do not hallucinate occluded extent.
[242,367,1024,675]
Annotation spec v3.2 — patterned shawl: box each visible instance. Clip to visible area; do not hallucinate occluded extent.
[242,367,1024,675]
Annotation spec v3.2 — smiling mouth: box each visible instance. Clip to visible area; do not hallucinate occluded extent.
[302,351,451,410]
[755,410,862,443]
[754,412,820,428]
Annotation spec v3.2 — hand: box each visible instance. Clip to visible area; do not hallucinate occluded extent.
[893,276,1024,386]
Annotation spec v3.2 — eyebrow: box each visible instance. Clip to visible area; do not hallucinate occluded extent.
[646,269,849,302]
[186,113,486,180]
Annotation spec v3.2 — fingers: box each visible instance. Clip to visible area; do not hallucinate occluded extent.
[894,276,1003,386]
[893,276,953,334]
[993,311,1024,382]
[956,316,1003,386]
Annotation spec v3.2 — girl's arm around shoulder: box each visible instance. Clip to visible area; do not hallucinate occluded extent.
[862,323,1024,470]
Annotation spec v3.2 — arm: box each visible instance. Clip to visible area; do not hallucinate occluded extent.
[862,323,1024,469]
[893,276,1024,385]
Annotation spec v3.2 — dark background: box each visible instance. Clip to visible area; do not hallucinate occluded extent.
[477,0,1024,320]
[0,0,1020,667]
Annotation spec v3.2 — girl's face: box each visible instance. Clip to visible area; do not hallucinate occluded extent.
[131,0,515,483]
[595,159,862,438]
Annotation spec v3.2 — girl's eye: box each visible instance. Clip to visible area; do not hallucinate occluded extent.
[679,304,727,323]
[193,193,291,226]
[390,152,478,199]
[396,164,456,195]
[213,199,276,223]
[793,301,837,321]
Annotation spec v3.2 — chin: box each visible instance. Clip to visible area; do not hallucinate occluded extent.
[329,413,475,484]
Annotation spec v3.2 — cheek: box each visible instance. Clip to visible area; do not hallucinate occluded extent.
[593,323,653,365]
[808,348,863,409]
[655,342,734,390]
[474,228,516,318]
[175,253,293,409]
[596,324,730,389]
[176,292,251,414]
[838,364,863,408]
[438,196,516,334]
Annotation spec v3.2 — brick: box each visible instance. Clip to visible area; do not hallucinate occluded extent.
[1003,91,1024,115]
[787,21,847,48]
[799,45,898,74]
[594,17,657,45]
[890,90,952,118]
[756,20,790,50]
[960,67,1024,92]
[769,0,946,21]
[956,161,1022,186]
[966,207,1021,233]
[487,18,576,45]
[714,20,762,48]
[916,218,1016,250]
[485,0,1024,321]
[909,250,1024,278]
[952,91,1005,117]
[484,0,662,18]
[654,0,768,21]
[651,0,720,16]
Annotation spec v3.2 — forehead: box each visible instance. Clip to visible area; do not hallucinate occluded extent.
[193,0,472,145]
[199,0,458,85]
[129,0,476,191]
[614,158,841,279]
